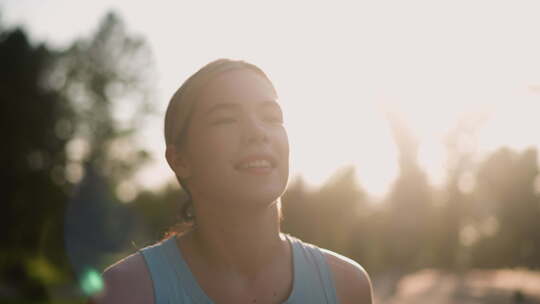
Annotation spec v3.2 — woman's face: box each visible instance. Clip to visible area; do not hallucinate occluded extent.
[179,69,289,209]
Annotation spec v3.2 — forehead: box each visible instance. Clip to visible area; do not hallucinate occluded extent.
[195,69,278,111]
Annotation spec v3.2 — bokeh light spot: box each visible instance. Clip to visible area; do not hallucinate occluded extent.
[80,269,104,296]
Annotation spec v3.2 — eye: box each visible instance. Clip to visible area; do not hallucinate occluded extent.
[264,110,284,124]
[264,114,283,124]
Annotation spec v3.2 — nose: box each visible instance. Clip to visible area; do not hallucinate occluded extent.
[243,116,269,145]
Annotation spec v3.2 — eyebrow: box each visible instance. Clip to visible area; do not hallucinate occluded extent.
[204,102,240,116]
[204,100,281,116]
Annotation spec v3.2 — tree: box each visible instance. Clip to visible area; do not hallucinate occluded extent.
[381,112,433,272]
[58,12,155,184]
[472,147,540,268]
[433,113,485,269]
[58,12,157,295]
[0,26,72,299]
[282,167,368,256]
[1,11,157,301]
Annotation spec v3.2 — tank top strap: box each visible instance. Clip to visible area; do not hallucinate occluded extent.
[141,237,205,303]
[285,235,339,304]
[140,239,176,304]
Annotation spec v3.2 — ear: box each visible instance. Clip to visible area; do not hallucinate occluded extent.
[165,145,191,179]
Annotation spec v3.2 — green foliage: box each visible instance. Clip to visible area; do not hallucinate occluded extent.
[58,11,157,300]
[471,148,540,268]
[1,25,73,300]
[1,11,156,302]
[58,12,155,183]
[282,167,367,255]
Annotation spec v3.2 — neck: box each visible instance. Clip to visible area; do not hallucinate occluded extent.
[183,198,286,279]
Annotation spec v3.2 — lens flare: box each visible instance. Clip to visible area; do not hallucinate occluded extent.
[80,268,103,296]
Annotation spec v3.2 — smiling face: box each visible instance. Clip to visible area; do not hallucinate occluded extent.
[171,68,289,209]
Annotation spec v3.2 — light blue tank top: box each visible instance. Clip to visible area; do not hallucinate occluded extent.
[140,234,339,303]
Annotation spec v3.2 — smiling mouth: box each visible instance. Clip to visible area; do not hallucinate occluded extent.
[234,156,277,174]
[236,159,273,169]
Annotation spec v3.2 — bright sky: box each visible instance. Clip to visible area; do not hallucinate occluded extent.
[3,0,540,198]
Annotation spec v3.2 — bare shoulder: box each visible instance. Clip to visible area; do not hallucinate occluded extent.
[88,252,154,304]
[320,248,373,304]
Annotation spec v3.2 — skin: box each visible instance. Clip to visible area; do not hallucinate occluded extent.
[90,69,373,304]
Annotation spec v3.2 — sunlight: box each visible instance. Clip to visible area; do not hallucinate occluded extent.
[4,2,540,303]
[418,139,447,187]
[116,180,139,203]
[458,171,476,194]
[7,0,540,198]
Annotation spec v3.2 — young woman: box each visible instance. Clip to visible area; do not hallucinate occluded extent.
[91,59,373,304]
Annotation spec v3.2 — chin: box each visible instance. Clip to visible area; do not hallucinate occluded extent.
[232,185,285,207]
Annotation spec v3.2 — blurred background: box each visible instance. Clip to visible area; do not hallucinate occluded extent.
[1,0,539,303]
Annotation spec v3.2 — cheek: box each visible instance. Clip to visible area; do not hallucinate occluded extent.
[191,137,228,164]
[186,131,236,177]
[276,127,290,158]
[275,128,290,176]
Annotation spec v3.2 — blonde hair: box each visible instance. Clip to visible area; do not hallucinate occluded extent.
[164,58,275,147]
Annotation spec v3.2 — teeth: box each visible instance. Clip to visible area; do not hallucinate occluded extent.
[241,159,271,169]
